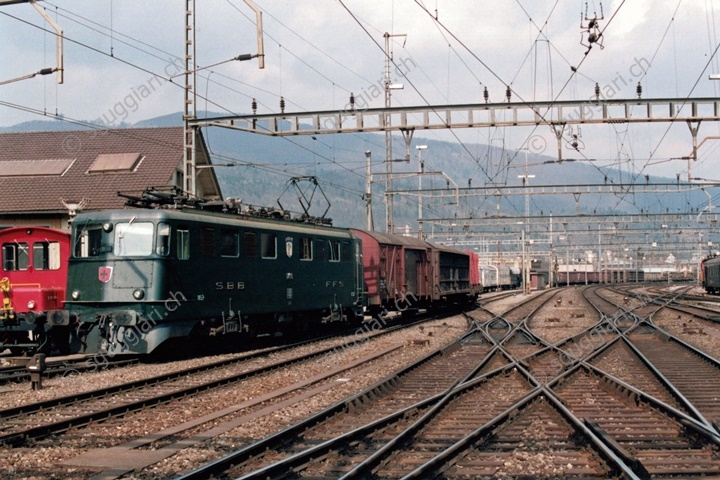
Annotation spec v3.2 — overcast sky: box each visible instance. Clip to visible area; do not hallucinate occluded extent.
[2,0,720,181]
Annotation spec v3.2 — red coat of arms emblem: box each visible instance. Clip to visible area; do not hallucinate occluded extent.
[98,266,113,283]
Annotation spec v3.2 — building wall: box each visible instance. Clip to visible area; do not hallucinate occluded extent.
[0,215,70,231]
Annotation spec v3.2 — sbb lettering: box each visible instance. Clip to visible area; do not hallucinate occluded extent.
[215,282,245,290]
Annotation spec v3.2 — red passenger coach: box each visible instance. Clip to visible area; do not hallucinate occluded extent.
[0,227,71,354]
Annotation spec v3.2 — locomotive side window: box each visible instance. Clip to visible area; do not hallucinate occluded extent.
[114,222,154,256]
[243,232,257,258]
[341,242,351,262]
[329,240,340,262]
[220,230,239,257]
[33,241,61,270]
[300,237,312,261]
[200,228,215,256]
[2,243,29,271]
[315,239,325,261]
[177,229,190,260]
[156,223,171,256]
[261,233,277,259]
[75,225,103,257]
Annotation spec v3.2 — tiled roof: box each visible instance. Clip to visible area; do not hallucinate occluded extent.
[0,127,219,214]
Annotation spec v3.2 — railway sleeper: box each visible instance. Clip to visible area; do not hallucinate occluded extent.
[346,377,399,413]
[598,376,640,406]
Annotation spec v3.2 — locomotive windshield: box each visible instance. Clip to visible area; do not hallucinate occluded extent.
[114,222,154,256]
[74,220,157,258]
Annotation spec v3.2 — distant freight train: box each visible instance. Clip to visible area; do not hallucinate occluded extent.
[555,270,645,285]
[478,264,521,292]
[2,189,481,356]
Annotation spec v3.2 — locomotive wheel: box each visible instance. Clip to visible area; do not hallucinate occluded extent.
[51,325,71,355]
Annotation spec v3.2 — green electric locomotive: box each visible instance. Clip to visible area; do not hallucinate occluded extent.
[66,205,364,355]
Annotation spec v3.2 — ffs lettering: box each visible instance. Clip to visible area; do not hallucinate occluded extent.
[326,280,345,288]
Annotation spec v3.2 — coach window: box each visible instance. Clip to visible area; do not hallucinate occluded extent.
[300,237,312,261]
[220,230,239,257]
[156,223,171,256]
[261,232,277,259]
[2,242,29,271]
[177,228,190,260]
[33,241,61,270]
[329,240,340,262]
[114,222,154,256]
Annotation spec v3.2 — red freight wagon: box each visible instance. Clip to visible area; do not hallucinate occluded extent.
[349,230,434,315]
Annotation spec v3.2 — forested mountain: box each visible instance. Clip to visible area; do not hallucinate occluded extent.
[2,113,702,230]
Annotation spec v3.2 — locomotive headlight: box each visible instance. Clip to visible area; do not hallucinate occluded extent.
[71,290,80,300]
[102,222,113,232]
[27,300,35,310]
[132,289,145,300]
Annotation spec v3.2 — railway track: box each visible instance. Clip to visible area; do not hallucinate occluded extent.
[0,319,432,447]
[7,287,720,478]
[0,355,139,386]
[175,287,720,479]
[176,328,494,479]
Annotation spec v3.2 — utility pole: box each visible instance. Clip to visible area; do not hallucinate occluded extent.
[183,0,264,197]
[365,150,373,231]
[518,149,534,294]
[416,145,427,238]
[183,0,197,197]
[383,32,406,234]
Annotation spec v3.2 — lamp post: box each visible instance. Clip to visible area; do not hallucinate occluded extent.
[365,150,373,231]
[416,145,427,238]
[518,149,535,294]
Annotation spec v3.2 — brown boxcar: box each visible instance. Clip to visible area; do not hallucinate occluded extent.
[349,230,434,314]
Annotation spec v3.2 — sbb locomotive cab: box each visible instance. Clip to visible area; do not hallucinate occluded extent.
[66,209,364,355]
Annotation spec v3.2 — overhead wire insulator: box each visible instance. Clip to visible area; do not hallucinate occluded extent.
[594,82,600,100]
[483,86,489,103]
[280,96,285,113]
[349,92,355,111]
[251,98,257,114]
[636,82,642,99]
[505,85,511,102]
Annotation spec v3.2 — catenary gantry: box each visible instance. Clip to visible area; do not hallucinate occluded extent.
[188,97,720,261]
[188,97,719,135]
